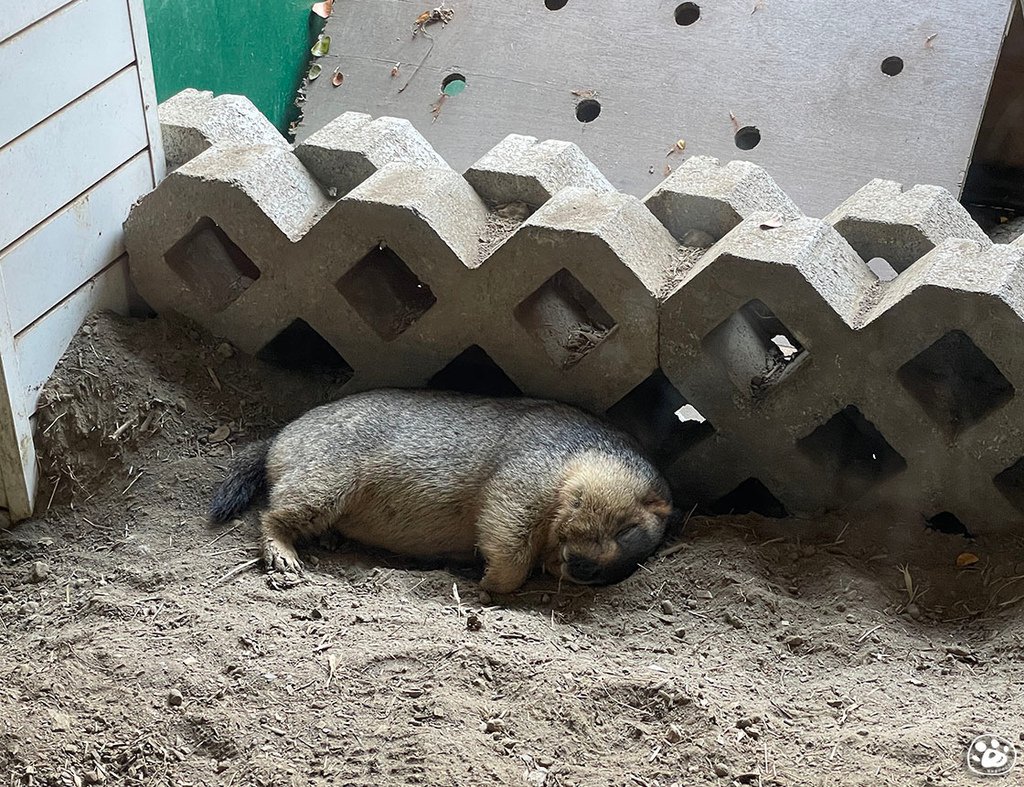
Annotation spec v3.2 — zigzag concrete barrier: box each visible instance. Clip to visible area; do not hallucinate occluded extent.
[124,90,1024,532]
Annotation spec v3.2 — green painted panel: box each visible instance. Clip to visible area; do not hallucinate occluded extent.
[142,0,320,134]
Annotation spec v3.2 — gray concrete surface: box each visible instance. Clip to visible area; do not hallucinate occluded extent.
[125,92,1024,531]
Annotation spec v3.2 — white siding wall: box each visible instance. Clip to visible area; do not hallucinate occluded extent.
[0,0,164,519]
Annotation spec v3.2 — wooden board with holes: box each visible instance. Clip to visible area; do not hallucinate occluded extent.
[294,0,1014,217]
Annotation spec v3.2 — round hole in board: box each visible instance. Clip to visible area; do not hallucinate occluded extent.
[441,73,467,96]
[545,0,568,9]
[881,56,904,76]
[734,126,761,150]
[575,98,601,123]
[674,2,700,25]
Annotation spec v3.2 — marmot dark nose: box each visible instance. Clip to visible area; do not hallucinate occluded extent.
[565,553,603,584]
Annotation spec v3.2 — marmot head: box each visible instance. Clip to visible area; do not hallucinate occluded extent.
[543,452,673,586]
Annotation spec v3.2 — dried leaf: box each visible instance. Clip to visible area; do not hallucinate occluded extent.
[209,425,230,443]
[956,552,979,568]
[571,88,597,99]
[311,0,334,18]
[307,63,322,80]
[331,68,344,87]
[311,35,331,57]
[759,217,784,230]
[899,564,915,602]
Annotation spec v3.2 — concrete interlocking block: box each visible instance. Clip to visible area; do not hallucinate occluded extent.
[126,92,1024,531]
[158,89,288,171]
[477,187,681,413]
[659,214,876,512]
[826,178,990,275]
[293,113,448,198]
[284,161,491,389]
[644,156,801,246]
[464,134,615,209]
[124,143,333,355]
[851,239,1024,526]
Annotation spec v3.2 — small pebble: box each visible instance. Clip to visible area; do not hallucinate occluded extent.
[168,688,183,707]
[541,594,550,604]
[666,724,683,744]
[215,761,230,773]
[537,756,554,767]
[216,342,235,359]
[905,603,922,620]
[466,613,483,632]
[836,603,846,612]
[673,627,686,640]
[723,611,745,629]
[27,561,49,583]
[478,591,492,605]
[845,614,856,623]
[83,771,105,785]
[713,763,729,778]
[784,635,805,648]
[660,600,675,615]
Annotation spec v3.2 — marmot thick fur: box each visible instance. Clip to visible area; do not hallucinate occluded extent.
[209,389,675,593]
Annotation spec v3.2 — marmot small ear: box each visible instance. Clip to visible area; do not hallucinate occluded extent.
[557,478,584,514]
[643,497,673,518]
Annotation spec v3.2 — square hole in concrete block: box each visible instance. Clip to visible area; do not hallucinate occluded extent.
[797,405,906,502]
[256,318,354,382]
[605,369,713,466]
[336,244,437,341]
[702,299,806,399]
[709,478,789,518]
[514,269,617,369]
[994,457,1024,515]
[897,330,1014,436]
[164,217,261,312]
[428,345,522,398]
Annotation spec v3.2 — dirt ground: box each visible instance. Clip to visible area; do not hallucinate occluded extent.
[2,312,1024,787]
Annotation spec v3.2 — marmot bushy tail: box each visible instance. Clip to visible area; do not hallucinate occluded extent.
[208,440,271,523]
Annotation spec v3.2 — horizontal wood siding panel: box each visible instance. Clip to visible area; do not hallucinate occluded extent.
[0,0,135,147]
[0,66,148,251]
[0,0,74,43]
[14,260,131,413]
[0,152,151,333]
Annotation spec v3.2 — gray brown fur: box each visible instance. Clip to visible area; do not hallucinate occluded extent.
[209,389,675,593]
